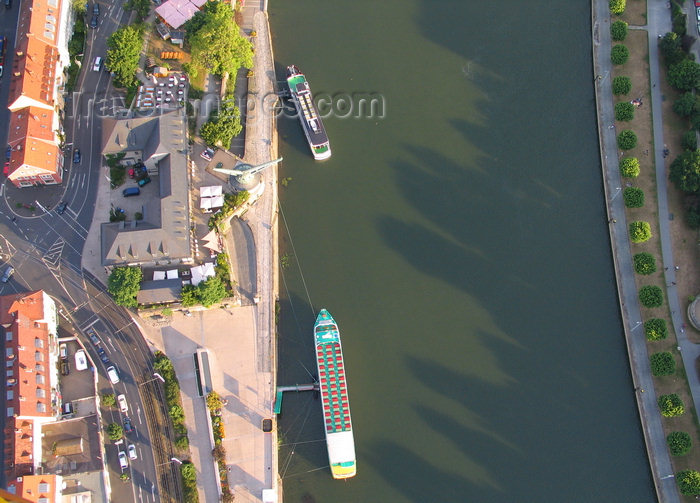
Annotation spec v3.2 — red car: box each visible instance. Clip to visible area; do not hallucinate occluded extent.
[3,161,9,175]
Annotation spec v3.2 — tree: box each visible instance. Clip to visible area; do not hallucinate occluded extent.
[645,318,668,341]
[617,130,637,150]
[102,393,116,407]
[619,157,640,177]
[659,32,685,66]
[611,44,629,65]
[107,25,143,89]
[199,102,243,148]
[650,352,675,376]
[124,0,150,20]
[670,150,700,193]
[659,394,685,417]
[181,461,197,482]
[639,285,663,308]
[677,470,700,495]
[180,285,199,307]
[169,404,185,424]
[107,266,143,307]
[611,20,628,41]
[198,276,227,307]
[633,252,656,275]
[609,0,625,15]
[629,221,651,243]
[107,422,124,441]
[682,130,698,150]
[187,1,253,77]
[612,76,632,95]
[623,187,644,208]
[615,101,634,121]
[667,432,692,456]
[673,92,700,117]
[668,59,700,92]
[175,435,189,450]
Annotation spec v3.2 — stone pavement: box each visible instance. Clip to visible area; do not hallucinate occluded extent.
[592,1,687,502]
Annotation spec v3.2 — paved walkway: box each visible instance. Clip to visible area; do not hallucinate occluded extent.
[593,1,694,501]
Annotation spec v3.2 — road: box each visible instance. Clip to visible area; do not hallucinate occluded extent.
[0,2,178,502]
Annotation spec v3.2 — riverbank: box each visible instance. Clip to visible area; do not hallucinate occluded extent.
[591,1,680,502]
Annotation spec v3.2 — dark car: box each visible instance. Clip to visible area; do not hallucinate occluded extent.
[56,201,67,214]
[4,0,11,9]
[93,2,99,14]
[60,361,70,375]
[97,347,109,364]
[137,176,151,187]
[73,149,81,163]
[89,14,98,28]
[123,417,134,434]
[5,146,10,160]
[1,266,14,283]
[87,328,100,346]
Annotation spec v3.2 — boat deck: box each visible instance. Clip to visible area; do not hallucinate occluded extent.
[317,341,351,434]
[287,74,330,148]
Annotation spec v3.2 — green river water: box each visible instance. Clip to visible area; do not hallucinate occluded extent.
[270,1,655,501]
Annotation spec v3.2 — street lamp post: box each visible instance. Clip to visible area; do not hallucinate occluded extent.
[139,372,166,386]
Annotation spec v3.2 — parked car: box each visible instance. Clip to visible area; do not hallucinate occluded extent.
[137,176,151,187]
[106,365,120,384]
[56,201,67,214]
[92,56,102,72]
[74,349,88,371]
[5,146,11,160]
[61,402,74,417]
[1,266,14,283]
[97,347,109,364]
[3,161,9,175]
[127,444,137,460]
[117,394,128,413]
[89,14,98,28]
[200,147,214,161]
[122,187,140,197]
[60,361,70,375]
[123,417,133,434]
[72,149,81,163]
[93,2,99,14]
[87,328,100,346]
[59,343,68,360]
[697,7,700,21]
[118,451,128,469]
[4,0,11,10]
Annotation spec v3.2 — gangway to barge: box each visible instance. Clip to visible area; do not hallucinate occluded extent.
[274,383,319,414]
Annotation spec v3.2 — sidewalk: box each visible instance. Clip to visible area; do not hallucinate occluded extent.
[592,1,680,502]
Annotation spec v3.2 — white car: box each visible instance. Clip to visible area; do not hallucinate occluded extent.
[127,444,137,460]
[696,7,700,21]
[117,394,128,413]
[74,349,88,371]
[106,365,120,384]
[118,450,128,469]
[93,56,102,72]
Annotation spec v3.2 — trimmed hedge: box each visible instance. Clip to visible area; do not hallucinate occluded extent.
[658,393,685,417]
[667,431,692,456]
[619,157,640,177]
[677,470,700,496]
[612,76,632,95]
[623,187,644,208]
[650,351,675,376]
[610,0,626,15]
[611,44,630,65]
[633,252,656,275]
[629,221,651,243]
[644,318,668,340]
[617,130,638,150]
[639,285,664,308]
[615,101,635,121]
[611,20,628,41]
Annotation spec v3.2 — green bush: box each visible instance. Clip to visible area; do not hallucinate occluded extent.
[181,461,199,503]
[623,187,644,208]
[667,431,692,456]
[677,470,700,495]
[629,221,651,243]
[659,394,685,417]
[639,285,664,308]
[645,318,668,341]
[169,404,185,424]
[617,130,638,150]
[619,157,640,177]
[674,92,700,117]
[650,351,676,376]
[610,0,626,15]
[175,435,190,450]
[682,130,698,151]
[102,393,116,407]
[612,76,632,95]
[615,101,635,121]
[633,252,656,275]
[611,44,630,65]
[611,20,628,41]
[107,423,124,441]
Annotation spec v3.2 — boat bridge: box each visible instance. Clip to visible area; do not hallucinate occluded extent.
[273,383,319,414]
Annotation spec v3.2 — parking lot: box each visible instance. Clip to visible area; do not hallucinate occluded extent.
[58,339,97,405]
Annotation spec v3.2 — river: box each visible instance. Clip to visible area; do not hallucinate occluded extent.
[269,1,655,501]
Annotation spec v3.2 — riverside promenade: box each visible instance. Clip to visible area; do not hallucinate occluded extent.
[592,1,687,502]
